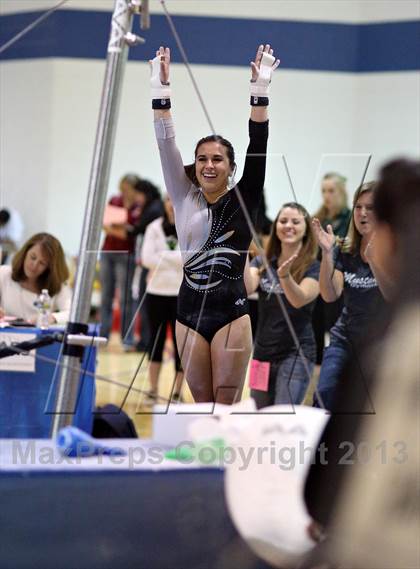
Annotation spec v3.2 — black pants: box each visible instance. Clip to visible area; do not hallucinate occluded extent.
[146,293,182,372]
[312,295,344,364]
[248,297,259,340]
[137,267,150,347]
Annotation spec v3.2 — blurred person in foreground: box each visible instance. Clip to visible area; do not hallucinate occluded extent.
[303,158,420,569]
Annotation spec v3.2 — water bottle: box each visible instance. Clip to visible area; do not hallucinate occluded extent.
[34,289,52,329]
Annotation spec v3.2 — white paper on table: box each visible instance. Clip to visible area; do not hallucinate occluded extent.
[0,331,36,372]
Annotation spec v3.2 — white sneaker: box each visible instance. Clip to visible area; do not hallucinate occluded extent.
[143,390,158,406]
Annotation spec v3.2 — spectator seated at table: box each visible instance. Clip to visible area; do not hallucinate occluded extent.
[0,232,72,325]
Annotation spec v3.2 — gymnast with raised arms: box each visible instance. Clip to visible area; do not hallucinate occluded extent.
[150,44,279,403]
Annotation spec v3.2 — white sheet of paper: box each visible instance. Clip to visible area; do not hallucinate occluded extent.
[0,331,36,372]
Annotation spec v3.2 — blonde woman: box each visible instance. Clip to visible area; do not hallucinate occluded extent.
[314,172,350,237]
[312,172,352,364]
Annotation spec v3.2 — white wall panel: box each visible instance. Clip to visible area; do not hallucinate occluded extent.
[0,61,53,241]
[1,57,419,253]
[1,1,419,253]
[1,0,419,23]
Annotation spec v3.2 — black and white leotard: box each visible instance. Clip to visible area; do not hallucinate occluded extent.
[155,117,268,343]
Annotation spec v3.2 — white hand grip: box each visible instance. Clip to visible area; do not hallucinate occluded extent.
[259,52,276,83]
[150,55,171,99]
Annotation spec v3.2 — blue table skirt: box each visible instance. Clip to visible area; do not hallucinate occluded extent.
[0,469,272,569]
[0,327,96,438]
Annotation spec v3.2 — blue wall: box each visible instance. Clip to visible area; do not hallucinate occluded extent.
[1,10,419,72]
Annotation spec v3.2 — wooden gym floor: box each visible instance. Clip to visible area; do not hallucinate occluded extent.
[96,333,320,438]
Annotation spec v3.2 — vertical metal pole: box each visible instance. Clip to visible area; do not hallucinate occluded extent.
[51,0,134,436]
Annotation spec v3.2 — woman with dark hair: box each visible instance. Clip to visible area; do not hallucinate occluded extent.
[129,179,164,352]
[0,232,71,324]
[0,207,24,264]
[312,182,385,410]
[100,173,142,350]
[150,44,279,403]
[141,195,184,403]
[130,179,164,237]
[247,202,320,408]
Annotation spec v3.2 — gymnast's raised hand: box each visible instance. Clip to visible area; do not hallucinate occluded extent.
[150,45,170,85]
[150,46,171,109]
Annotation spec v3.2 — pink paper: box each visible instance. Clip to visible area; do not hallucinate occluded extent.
[103,204,128,226]
[249,359,270,392]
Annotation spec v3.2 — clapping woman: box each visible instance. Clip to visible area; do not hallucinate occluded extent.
[247,203,320,408]
[312,182,385,409]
